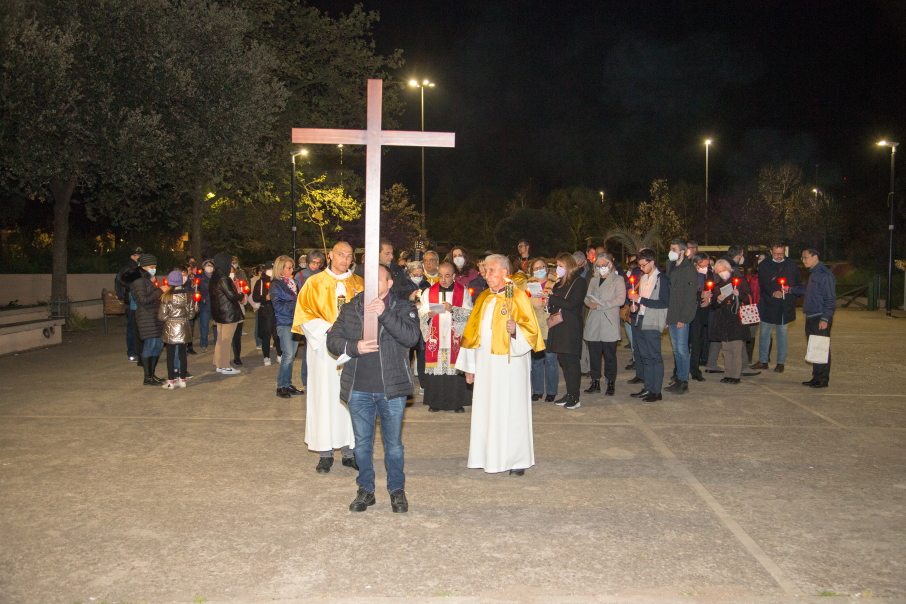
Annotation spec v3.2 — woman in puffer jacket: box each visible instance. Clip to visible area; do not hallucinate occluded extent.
[209,252,245,375]
[158,270,197,389]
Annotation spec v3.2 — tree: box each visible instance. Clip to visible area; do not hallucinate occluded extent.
[296,173,361,254]
[756,163,809,243]
[633,179,683,249]
[494,209,571,257]
[548,186,608,251]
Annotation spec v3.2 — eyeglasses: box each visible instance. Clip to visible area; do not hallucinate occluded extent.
[638,261,650,268]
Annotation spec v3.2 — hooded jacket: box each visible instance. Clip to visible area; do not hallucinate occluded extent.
[208,252,244,324]
[122,266,163,340]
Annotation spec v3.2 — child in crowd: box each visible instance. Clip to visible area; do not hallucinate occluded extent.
[158,270,197,389]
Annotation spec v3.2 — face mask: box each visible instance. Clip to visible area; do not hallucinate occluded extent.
[738,257,745,265]
[411,276,423,285]
[266,269,273,277]
[204,266,213,275]
[229,272,235,279]
[453,256,465,268]
[533,269,547,280]
[146,267,156,276]
[696,266,708,274]
[555,266,567,278]
[232,263,238,268]
[718,271,731,281]
[668,251,680,262]
[773,257,783,263]
[597,266,611,277]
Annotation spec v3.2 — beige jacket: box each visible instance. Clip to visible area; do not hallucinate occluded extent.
[158,289,197,344]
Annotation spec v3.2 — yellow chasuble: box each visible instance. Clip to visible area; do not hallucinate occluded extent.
[292,269,364,333]
[509,272,528,290]
[425,273,440,286]
[460,287,545,355]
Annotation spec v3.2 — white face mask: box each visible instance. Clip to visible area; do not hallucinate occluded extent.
[773,257,783,263]
[668,251,680,262]
[718,271,731,281]
[146,267,156,276]
[411,275,423,285]
[265,269,273,277]
[555,266,567,278]
[696,266,708,274]
[533,269,547,280]
[204,266,213,275]
[453,256,465,268]
[597,266,611,277]
[738,257,745,265]
[229,272,235,279]
[232,263,238,269]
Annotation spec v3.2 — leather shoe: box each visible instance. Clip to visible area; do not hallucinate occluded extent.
[287,385,305,395]
[509,469,525,476]
[605,381,615,396]
[428,407,440,412]
[584,379,601,393]
[454,407,466,413]
[774,364,785,373]
[627,376,644,384]
[276,387,291,399]
[342,457,359,471]
[349,488,376,512]
[316,457,333,474]
[630,389,650,398]
[232,359,243,366]
[802,379,818,386]
[809,382,829,388]
[641,392,662,402]
[720,377,731,383]
[390,489,408,513]
[544,394,556,403]
[705,369,724,374]
[531,394,542,401]
[625,361,636,371]
[741,371,761,377]
[750,362,769,370]
[691,375,705,382]
[720,377,740,384]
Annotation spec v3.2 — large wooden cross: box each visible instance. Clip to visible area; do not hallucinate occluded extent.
[292,79,455,340]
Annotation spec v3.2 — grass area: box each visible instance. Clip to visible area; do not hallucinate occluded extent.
[64,309,94,332]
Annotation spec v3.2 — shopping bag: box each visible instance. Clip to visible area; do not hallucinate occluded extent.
[738,304,760,325]
[805,335,830,364]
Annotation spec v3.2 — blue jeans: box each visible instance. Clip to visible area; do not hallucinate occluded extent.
[758,322,789,364]
[254,311,262,347]
[668,323,691,382]
[276,325,298,388]
[635,328,664,394]
[531,340,558,396]
[142,337,163,358]
[198,307,211,348]
[347,391,406,494]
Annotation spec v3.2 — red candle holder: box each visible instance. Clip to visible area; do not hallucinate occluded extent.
[265,281,270,289]
[778,278,786,286]
[162,278,168,287]
[468,288,475,297]
[194,278,200,285]
[706,281,714,291]
[194,292,201,302]
[732,278,740,287]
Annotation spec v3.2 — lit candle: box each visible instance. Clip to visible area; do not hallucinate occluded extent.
[778,277,786,299]
[265,281,270,289]
[194,292,201,302]
[162,278,168,287]
[706,281,714,291]
[194,278,200,285]
[732,277,740,287]
[628,275,637,296]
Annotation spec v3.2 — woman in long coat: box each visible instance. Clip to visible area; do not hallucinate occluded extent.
[709,259,754,384]
[583,253,626,396]
[546,252,588,409]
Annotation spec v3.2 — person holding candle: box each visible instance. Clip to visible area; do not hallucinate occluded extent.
[252,261,282,367]
[708,259,753,384]
[583,253,626,396]
[788,248,836,388]
[209,253,245,375]
[123,253,166,385]
[158,270,196,389]
[547,252,589,409]
[196,260,215,352]
[625,254,646,380]
[229,256,248,365]
[627,248,670,402]
[752,244,802,373]
[527,257,559,402]
[689,252,714,382]
[402,261,430,392]
[418,262,473,413]
[293,241,363,473]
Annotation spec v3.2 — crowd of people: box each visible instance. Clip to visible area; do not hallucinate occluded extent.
[113,236,837,512]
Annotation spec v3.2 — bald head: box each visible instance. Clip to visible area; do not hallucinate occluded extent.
[329,242,354,273]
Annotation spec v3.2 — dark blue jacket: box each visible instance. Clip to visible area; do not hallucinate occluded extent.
[757,257,802,324]
[270,277,299,326]
[790,261,836,322]
[197,271,212,311]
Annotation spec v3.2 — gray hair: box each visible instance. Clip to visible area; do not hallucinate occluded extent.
[484,254,509,272]
[572,251,586,266]
[423,250,439,262]
[714,259,732,272]
[595,252,614,265]
[670,238,688,252]
[405,260,424,276]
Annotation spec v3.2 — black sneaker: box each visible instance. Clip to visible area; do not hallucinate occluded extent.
[349,488,376,512]
[390,489,408,513]
[554,395,571,406]
[316,457,333,474]
[342,457,359,471]
[564,397,581,409]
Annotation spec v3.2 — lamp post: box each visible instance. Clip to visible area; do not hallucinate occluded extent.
[704,139,712,245]
[409,78,435,231]
[290,149,308,264]
[599,191,605,204]
[877,140,899,316]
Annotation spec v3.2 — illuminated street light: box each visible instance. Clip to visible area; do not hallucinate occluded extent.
[877,140,899,316]
[410,78,435,230]
[704,139,712,244]
[291,149,309,263]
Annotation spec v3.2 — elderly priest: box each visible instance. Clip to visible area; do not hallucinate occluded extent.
[454,254,545,476]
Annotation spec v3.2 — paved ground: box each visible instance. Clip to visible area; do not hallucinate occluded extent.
[1,309,904,604]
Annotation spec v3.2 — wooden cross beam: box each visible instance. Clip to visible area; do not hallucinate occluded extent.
[292,79,455,340]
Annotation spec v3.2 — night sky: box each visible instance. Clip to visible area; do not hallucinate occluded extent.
[312,0,906,209]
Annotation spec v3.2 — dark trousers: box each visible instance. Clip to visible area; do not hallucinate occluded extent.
[805,316,832,383]
[635,328,664,394]
[125,305,137,357]
[689,315,708,378]
[165,343,187,380]
[257,309,281,358]
[587,340,618,382]
[232,321,243,361]
[558,352,581,398]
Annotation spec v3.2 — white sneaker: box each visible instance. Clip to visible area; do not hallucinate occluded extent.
[256,345,262,350]
[215,367,224,373]
[277,355,282,363]
[220,367,241,375]
[161,380,176,390]
[242,332,248,336]
[178,378,187,388]
[263,357,272,366]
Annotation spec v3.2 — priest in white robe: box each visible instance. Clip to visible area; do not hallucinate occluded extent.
[293,241,364,474]
[455,254,545,475]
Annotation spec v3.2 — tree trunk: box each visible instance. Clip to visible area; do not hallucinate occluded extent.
[49,176,76,303]
[192,186,205,260]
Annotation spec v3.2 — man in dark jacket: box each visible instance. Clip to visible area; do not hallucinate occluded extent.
[115,247,143,362]
[122,253,165,385]
[789,248,836,388]
[327,264,420,514]
[208,252,245,375]
[665,239,698,394]
[688,251,714,382]
[627,248,671,402]
[752,244,802,373]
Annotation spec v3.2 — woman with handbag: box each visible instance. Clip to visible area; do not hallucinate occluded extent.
[546,252,588,409]
[527,257,559,402]
[708,259,754,384]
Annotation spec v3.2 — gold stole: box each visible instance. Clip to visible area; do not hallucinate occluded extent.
[292,270,365,333]
[460,288,545,355]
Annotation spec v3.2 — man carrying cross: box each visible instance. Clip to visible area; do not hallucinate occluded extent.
[293,242,363,472]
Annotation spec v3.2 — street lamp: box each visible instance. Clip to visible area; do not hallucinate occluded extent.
[877,140,899,316]
[409,78,435,231]
[599,191,605,204]
[704,139,712,244]
[291,149,308,263]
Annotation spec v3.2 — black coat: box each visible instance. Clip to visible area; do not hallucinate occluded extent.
[546,275,588,356]
[756,257,802,325]
[115,258,138,299]
[709,270,753,342]
[122,267,163,340]
[327,290,421,403]
[209,252,244,324]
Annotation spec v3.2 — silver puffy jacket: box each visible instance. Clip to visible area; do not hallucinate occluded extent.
[158,290,197,344]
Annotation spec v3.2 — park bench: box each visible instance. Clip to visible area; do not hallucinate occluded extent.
[0,317,66,356]
[102,288,125,333]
